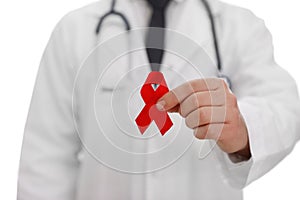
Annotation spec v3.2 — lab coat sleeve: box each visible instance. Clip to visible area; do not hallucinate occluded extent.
[216,10,300,189]
[17,17,81,200]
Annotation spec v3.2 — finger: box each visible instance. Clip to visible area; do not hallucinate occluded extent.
[185,106,228,129]
[194,123,226,140]
[157,78,223,112]
[180,90,226,117]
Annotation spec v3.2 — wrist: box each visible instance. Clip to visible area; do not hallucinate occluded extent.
[233,139,251,160]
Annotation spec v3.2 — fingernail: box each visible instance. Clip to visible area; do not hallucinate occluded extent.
[156,100,166,111]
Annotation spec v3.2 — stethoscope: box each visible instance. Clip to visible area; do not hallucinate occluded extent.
[95,0,232,89]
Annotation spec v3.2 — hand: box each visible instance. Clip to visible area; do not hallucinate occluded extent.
[156,78,251,159]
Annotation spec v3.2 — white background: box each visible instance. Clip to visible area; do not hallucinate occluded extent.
[0,0,299,199]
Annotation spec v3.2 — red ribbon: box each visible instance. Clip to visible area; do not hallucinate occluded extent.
[135,71,173,136]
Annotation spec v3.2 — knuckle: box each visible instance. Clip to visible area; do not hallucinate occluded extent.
[220,78,226,86]
[207,78,219,90]
[190,80,200,90]
[231,94,238,104]
[199,108,209,123]
[227,93,237,105]
[216,79,227,91]
[181,94,200,117]
[232,108,240,122]
[212,91,225,105]
[216,78,225,87]
[225,107,236,122]
[191,94,200,108]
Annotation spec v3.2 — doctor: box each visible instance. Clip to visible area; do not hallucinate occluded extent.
[18,0,300,199]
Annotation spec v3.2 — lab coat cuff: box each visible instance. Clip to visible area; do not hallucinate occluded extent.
[216,100,264,189]
[215,146,253,189]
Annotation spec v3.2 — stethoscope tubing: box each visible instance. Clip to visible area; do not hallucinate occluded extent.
[95,0,232,89]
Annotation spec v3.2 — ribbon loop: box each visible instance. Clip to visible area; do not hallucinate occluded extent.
[135,72,173,135]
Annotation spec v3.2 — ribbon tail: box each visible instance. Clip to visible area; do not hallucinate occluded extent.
[135,106,152,134]
[154,113,173,136]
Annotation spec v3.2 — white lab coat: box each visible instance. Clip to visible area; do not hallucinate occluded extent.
[17,0,300,199]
